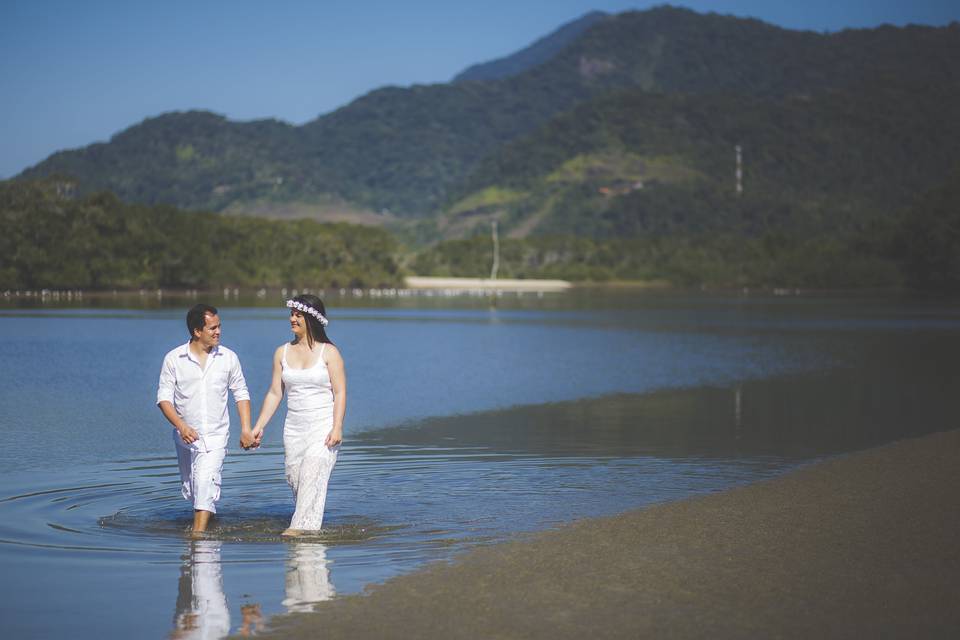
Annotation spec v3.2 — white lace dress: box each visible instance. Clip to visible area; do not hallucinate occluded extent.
[281,343,339,530]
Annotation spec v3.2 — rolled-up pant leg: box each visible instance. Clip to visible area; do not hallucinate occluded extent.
[173,432,226,513]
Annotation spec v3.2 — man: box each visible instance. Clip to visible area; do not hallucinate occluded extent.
[157,303,257,534]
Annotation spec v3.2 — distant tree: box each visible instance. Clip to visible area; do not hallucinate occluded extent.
[0,179,404,290]
[897,170,960,291]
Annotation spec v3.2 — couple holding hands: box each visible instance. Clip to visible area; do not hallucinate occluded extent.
[157,295,344,535]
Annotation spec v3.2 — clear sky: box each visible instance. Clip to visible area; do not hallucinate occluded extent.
[2,0,958,179]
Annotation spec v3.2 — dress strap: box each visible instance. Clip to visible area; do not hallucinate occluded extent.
[318,343,326,361]
[282,343,289,366]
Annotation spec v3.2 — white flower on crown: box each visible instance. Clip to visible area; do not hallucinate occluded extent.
[286,299,329,326]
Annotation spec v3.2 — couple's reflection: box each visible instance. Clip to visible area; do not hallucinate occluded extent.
[171,540,230,640]
[282,541,336,612]
[171,539,334,639]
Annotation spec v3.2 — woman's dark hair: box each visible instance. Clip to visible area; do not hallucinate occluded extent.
[291,294,331,349]
[186,304,218,340]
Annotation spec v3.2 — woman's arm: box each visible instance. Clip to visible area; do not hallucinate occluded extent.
[250,346,285,446]
[325,344,346,447]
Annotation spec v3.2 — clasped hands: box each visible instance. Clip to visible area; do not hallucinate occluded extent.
[240,426,264,450]
[178,424,267,450]
[240,426,342,450]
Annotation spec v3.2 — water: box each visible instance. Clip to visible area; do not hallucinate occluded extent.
[1,291,958,638]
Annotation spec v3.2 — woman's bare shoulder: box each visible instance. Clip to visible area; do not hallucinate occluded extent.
[323,342,343,362]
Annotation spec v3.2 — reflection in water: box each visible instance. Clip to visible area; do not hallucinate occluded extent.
[167,539,335,638]
[283,542,335,613]
[237,604,264,637]
[734,385,743,441]
[364,332,960,460]
[171,541,230,640]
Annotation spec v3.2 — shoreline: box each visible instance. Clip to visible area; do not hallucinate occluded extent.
[5,283,945,304]
[249,429,960,638]
[403,276,573,292]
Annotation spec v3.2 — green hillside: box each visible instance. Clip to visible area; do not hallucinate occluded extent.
[18,7,960,219]
[442,79,960,239]
[4,172,960,290]
[453,11,609,82]
[18,111,312,211]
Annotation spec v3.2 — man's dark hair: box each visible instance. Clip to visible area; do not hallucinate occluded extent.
[186,304,218,340]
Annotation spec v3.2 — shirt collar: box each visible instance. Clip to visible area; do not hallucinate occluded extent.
[180,341,221,364]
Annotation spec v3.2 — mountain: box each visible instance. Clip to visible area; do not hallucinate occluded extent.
[16,6,960,227]
[453,11,609,82]
[23,111,303,213]
[439,79,960,240]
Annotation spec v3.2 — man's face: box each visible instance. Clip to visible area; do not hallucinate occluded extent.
[194,313,221,349]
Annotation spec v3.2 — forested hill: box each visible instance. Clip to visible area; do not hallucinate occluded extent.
[0,178,402,290]
[5,171,959,291]
[452,10,609,83]
[439,78,960,240]
[17,6,960,220]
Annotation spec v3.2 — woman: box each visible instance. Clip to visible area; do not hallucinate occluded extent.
[251,294,345,535]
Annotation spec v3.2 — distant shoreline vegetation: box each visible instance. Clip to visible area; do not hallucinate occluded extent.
[0,178,403,290]
[3,177,959,293]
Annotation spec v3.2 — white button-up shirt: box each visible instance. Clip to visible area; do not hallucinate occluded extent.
[157,342,250,452]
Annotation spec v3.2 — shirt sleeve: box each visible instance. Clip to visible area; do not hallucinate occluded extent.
[229,353,251,402]
[157,354,176,405]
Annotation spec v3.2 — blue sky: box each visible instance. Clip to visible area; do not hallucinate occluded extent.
[2,0,958,178]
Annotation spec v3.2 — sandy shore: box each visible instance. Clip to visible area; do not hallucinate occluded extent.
[251,429,960,639]
[403,276,572,292]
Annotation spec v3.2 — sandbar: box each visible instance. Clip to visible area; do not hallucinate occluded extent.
[250,429,960,638]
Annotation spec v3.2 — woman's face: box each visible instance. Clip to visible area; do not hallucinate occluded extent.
[289,310,307,338]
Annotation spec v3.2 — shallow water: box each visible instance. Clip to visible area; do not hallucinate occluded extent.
[1,291,958,638]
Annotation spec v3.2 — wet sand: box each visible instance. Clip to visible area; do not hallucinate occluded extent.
[404,276,572,292]
[250,429,960,639]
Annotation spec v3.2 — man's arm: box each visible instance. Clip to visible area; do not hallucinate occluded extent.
[229,353,255,449]
[237,399,254,448]
[157,354,198,445]
[158,400,199,445]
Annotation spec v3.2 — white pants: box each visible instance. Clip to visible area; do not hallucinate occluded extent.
[173,431,226,513]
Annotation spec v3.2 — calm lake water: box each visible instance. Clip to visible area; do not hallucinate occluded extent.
[1,290,958,638]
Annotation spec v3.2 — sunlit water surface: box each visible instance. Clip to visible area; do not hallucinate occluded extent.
[1,291,958,638]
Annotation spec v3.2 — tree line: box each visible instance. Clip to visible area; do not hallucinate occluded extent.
[4,175,958,292]
[0,179,402,290]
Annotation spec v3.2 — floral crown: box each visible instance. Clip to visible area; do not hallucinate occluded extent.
[286,299,329,326]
